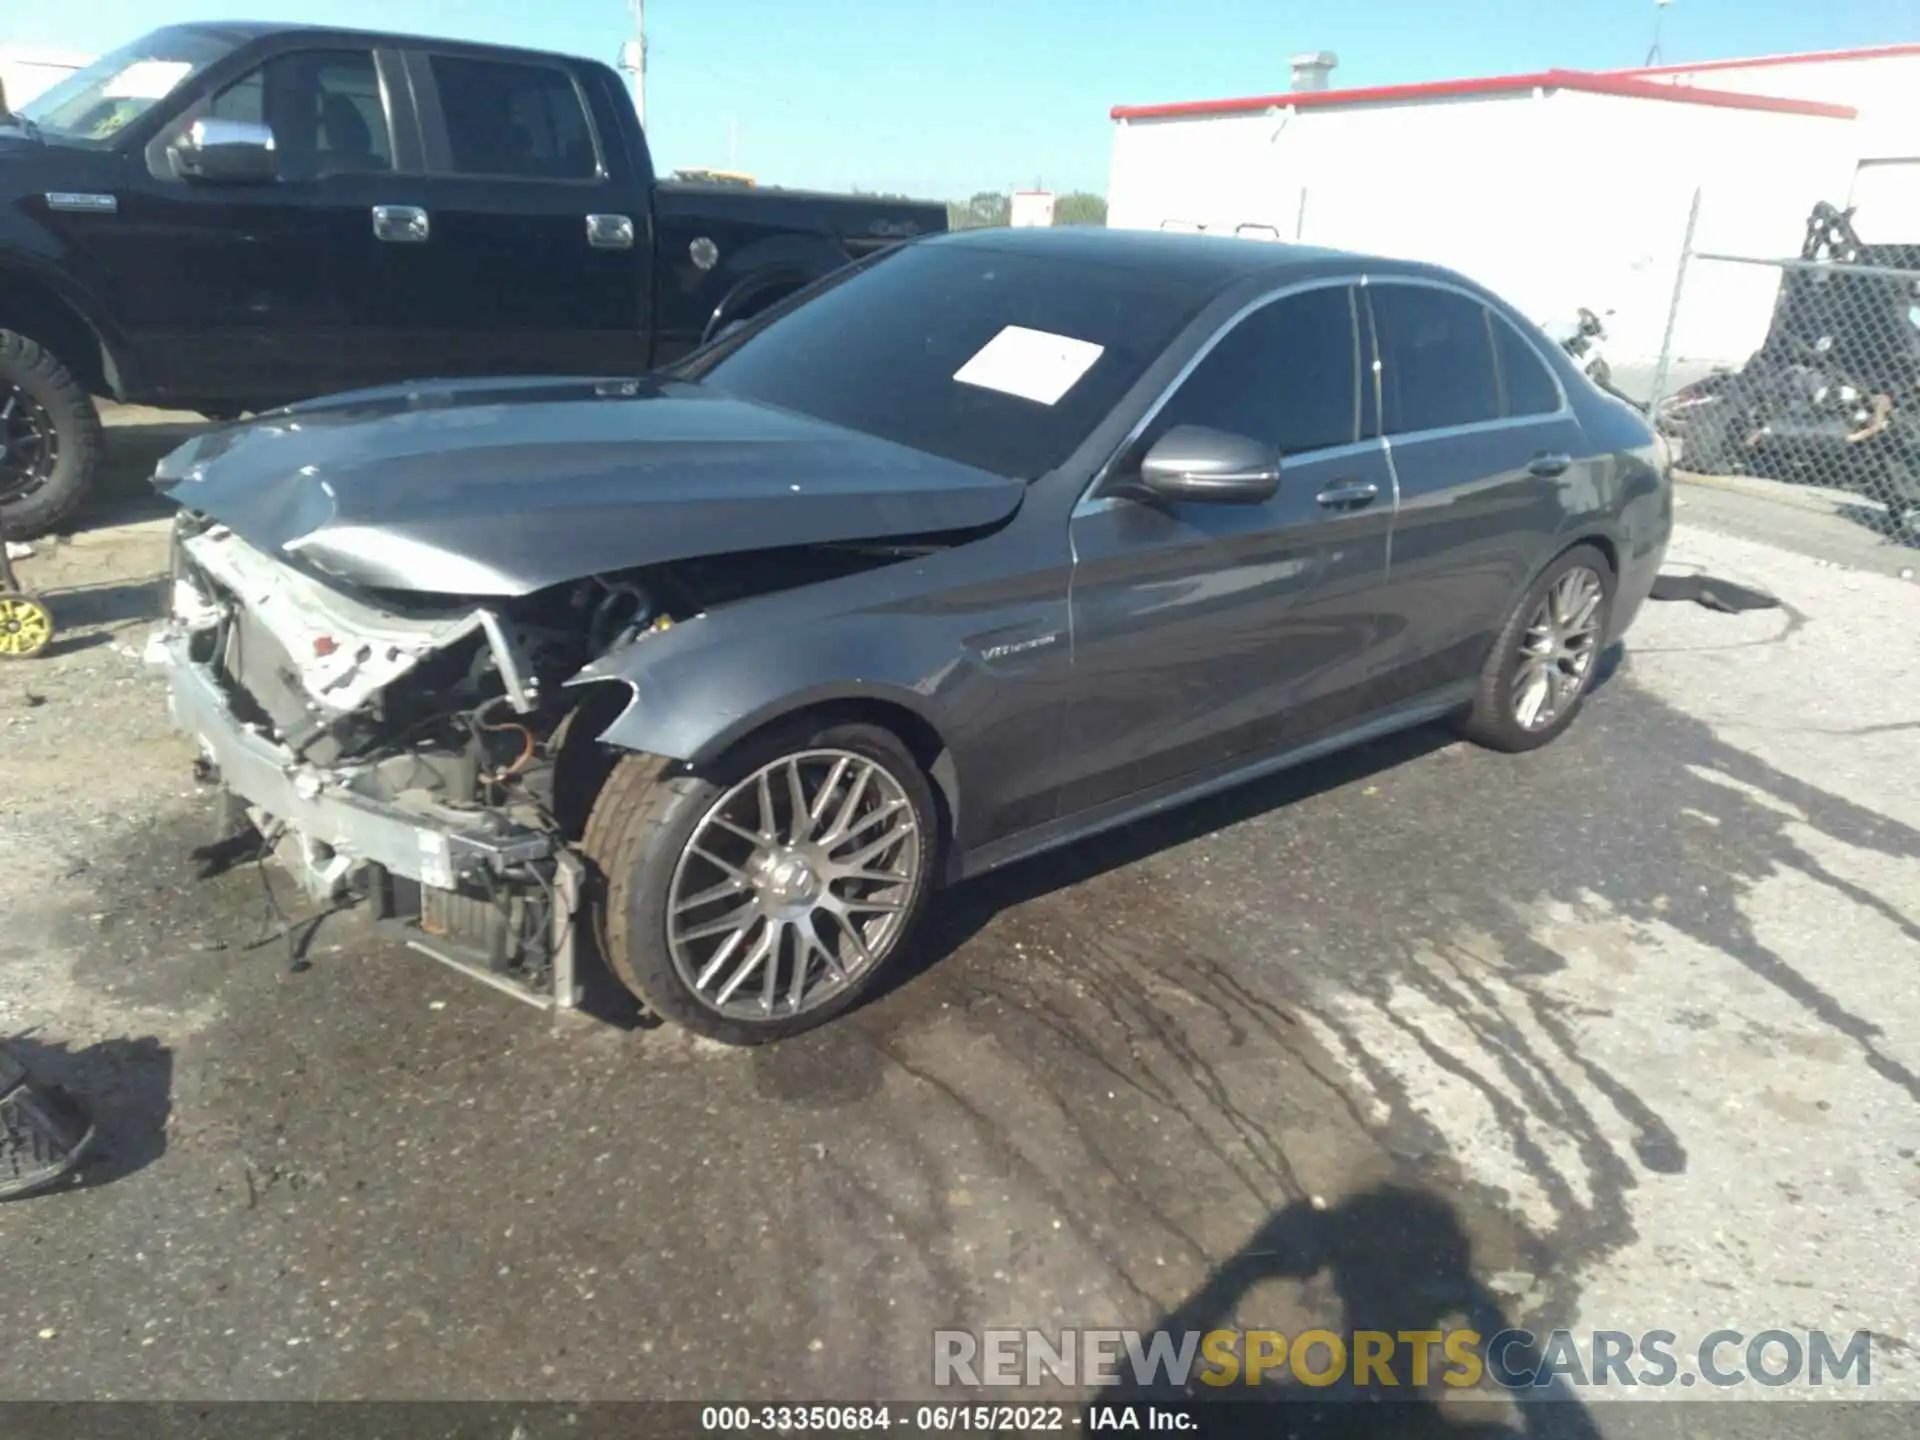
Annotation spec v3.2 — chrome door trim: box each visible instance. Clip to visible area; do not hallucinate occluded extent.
[1073,273,1369,519]
[45,192,118,214]
[372,204,430,243]
[586,213,636,250]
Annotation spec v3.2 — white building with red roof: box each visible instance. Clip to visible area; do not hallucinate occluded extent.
[1106,45,1920,384]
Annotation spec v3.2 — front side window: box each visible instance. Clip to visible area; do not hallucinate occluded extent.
[200,50,392,178]
[1370,284,1502,435]
[429,56,598,180]
[1146,285,1361,457]
[678,240,1211,479]
[20,25,239,144]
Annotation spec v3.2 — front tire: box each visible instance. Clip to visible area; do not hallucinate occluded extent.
[1457,545,1615,753]
[582,718,938,1044]
[0,330,102,539]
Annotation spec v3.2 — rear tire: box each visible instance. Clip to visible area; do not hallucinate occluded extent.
[582,718,938,1045]
[0,330,102,539]
[1457,544,1615,754]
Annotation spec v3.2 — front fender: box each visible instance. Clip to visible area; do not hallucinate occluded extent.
[573,609,950,768]
[0,249,130,395]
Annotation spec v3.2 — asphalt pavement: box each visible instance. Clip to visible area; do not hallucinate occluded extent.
[1,415,1915,1421]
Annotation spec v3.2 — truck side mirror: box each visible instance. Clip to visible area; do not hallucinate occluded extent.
[173,118,279,184]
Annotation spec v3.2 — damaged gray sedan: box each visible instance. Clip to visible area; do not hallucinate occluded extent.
[148,227,1671,1044]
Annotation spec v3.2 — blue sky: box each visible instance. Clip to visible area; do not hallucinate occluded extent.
[8,0,1916,199]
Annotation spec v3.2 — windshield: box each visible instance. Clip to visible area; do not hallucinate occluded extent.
[676,241,1211,479]
[19,26,239,144]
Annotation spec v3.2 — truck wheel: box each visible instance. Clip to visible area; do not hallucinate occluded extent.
[582,718,938,1045]
[0,330,102,538]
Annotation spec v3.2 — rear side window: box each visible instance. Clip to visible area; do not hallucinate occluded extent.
[1492,315,1563,417]
[429,56,598,179]
[1370,284,1501,435]
[1150,286,1360,456]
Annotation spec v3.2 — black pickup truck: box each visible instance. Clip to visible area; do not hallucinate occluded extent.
[0,22,946,533]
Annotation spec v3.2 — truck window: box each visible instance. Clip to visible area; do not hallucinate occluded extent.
[428,56,598,180]
[19,25,240,144]
[201,50,392,179]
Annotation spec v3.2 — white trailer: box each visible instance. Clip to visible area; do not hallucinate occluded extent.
[1107,46,1920,392]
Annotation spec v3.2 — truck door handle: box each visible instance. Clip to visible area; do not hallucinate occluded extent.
[1315,479,1380,510]
[586,213,635,250]
[371,205,430,243]
[1528,452,1573,477]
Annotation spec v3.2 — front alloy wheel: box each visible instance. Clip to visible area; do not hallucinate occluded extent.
[583,719,939,1044]
[668,749,922,1021]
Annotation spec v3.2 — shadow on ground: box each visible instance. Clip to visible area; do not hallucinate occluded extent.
[841,626,1919,1330]
[42,577,170,630]
[65,420,206,534]
[1096,1185,1603,1437]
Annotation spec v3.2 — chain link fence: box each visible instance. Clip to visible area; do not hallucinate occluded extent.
[1647,201,1920,543]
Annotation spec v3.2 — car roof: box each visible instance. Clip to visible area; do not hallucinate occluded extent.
[173,19,592,67]
[923,225,1452,294]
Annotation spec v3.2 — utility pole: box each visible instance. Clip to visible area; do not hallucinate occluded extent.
[1645,0,1673,68]
[619,0,648,125]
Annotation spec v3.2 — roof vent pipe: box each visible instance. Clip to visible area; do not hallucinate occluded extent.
[1290,51,1338,92]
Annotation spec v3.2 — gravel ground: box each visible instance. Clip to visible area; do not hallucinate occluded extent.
[1,412,1916,1422]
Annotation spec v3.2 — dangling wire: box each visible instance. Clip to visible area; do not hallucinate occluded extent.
[1644,0,1673,68]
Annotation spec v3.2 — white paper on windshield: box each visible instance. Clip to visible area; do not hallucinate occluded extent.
[953,326,1105,406]
[102,60,194,101]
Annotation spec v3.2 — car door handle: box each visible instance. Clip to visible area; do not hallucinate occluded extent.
[1315,479,1380,510]
[371,205,430,243]
[1528,452,1573,478]
[586,213,635,250]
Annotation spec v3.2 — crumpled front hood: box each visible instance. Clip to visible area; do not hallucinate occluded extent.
[155,375,1024,596]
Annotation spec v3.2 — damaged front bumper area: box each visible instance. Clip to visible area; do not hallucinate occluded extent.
[146,521,590,1010]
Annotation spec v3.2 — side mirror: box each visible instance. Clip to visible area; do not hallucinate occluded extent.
[1135,425,1281,505]
[172,118,278,184]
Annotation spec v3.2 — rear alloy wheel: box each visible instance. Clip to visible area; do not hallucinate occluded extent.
[583,720,937,1044]
[1457,544,1615,753]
